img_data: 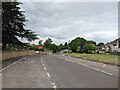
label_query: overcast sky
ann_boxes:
[20,1,118,45]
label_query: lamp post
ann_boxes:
[68,40,70,54]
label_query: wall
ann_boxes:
[2,50,36,60]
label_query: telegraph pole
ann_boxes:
[68,40,70,54]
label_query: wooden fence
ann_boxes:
[1,50,36,60]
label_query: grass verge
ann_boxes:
[65,53,119,65]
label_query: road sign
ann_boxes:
[38,46,43,49]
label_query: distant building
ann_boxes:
[109,38,120,54]
[97,45,109,54]
[97,38,120,54]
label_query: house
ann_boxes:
[109,38,120,54]
[97,45,109,54]
[97,38,120,54]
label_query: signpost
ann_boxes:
[38,46,43,49]
[68,40,70,54]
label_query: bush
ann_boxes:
[83,43,96,53]
[50,44,58,53]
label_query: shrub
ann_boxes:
[83,43,97,53]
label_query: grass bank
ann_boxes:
[65,53,119,65]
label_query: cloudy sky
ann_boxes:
[20,1,118,45]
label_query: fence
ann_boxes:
[2,50,36,60]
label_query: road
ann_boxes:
[1,54,119,88]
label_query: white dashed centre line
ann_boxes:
[47,72,51,78]
[44,67,47,70]
[52,83,57,89]
[41,57,57,89]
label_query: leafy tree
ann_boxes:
[70,37,86,52]
[50,44,58,53]
[76,46,81,53]
[83,43,97,53]
[58,44,63,51]
[32,45,38,51]
[63,42,68,49]
[64,42,68,46]
[97,42,104,46]
[44,38,52,49]
[2,2,38,49]
[38,40,43,46]
[87,40,96,45]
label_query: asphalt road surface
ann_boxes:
[1,54,118,88]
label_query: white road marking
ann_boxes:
[41,58,44,64]
[102,64,106,67]
[63,58,113,76]
[43,64,45,67]
[41,57,57,89]
[44,67,47,70]
[0,58,26,73]
[52,83,57,89]
[47,72,51,78]
[83,60,86,62]
[80,64,113,76]
[30,61,34,63]
[100,70,113,75]
[91,67,100,71]
[81,64,87,67]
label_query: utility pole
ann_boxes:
[68,40,70,54]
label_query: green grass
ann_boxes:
[65,53,119,65]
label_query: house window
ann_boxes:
[119,41,120,48]
[113,43,117,46]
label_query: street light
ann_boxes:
[68,40,70,54]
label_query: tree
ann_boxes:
[50,44,58,53]
[70,37,86,53]
[44,38,52,49]
[58,44,63,51]
[83,43,97,53]
[2,2,38,49]
[64,42,68,46]
[63,42,68,49]
[97,42,104,46]
[38,40,43,46]
[87,40,96,45]
[76,46,80,53]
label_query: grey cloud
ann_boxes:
[20,2,118,44]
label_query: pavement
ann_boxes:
[0,54,119,88]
